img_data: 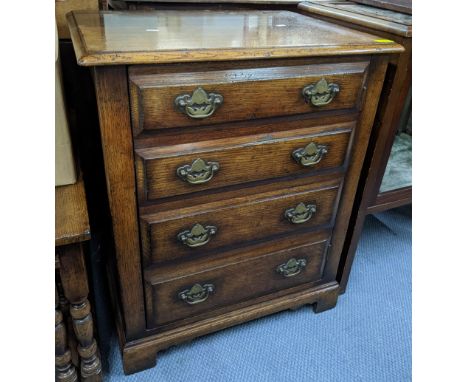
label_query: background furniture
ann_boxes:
[352,0,411,14]
[55,177,103,382]
[56,21,77,186]
[299,0,412,293]
[67,9,402,374]
[56,0,104,39]
[108,0,300,9]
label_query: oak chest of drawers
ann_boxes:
[67,9,403,374]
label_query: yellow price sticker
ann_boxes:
[374,39,395,43]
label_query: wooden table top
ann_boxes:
[55,176,91,247]
[67,10,403,66]
[353,0,411,15]
[124,0,303,2]
[298,1,412,37]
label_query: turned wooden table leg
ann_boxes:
[58,243,103,382]
[71,299,102,381]
[56,286,78,382]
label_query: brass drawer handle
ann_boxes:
[178,283,215,305]
[174,87,224,119]
[292,142,328,167]
[276,258,307,278]
[176,158,220,185]
[302,78,340,107]
[177,223,217,248]
[284,202,316,224]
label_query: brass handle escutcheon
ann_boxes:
[292,142,328,167]
[276,258,307,278]
[284,202,316,224]
[174,87,223,119]
[178,283,215,305]
[177,223,217,248]
[302,78,340,107]
[176,158,220,185]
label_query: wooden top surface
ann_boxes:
[353,0,411,15]
[124,0,302,2]
[67,10,403,66]
[55,176,91,247]
[299,1,411,37]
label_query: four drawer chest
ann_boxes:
[67,10,403,374]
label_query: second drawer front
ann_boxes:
[145,236,329,326]
[135,122,353,201]
[140,179,340,264]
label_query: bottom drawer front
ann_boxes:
[147,238,329,326]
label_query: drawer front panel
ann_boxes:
[129,61,369,133]
[146,236,329,326]
[135,122,353,201]
[140,179,341,264]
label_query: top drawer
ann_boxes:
[129,61,369,134]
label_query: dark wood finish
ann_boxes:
[68,9,400,375]
[56,176,102,381]
[70,301,101,382]
[298,1,411,36]
[55,0,99,39]
[67,10,403,66]
[322,2,411,25]
[134,106,360,150]
[367,186,411,214]
[92,66,146,338]
[136,121,353,201]
[123,281,340,374]
[57,244,103,382]
[55,177,91,246]
[352,0,411,15]
[146,231,330,326]
[320,54,388,287]
[141,178,340,265]
[124,0,303,3]
[129,61,369,132]
[56,287,78,382]
[299,1,411,293]
[119,1,299,12]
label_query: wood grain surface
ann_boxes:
[353,0,411,14]
[123,281,339,374]
[67,10,403,66]
[125,0,303,3]
[55,176,91,246]
[135,121,354,201]
[323,2,411,25]
[140,178,341,265]
[146,235,329,326]
[322,55,388,285]
[68,7,402,374]
[298,2,411,37]
[55,0,99,39]
[93,66,146,339]
[298,4,412,293]
[129,61,368,131]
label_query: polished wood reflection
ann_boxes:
[68,10,403,65]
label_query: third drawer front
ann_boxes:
[135,121,354,201]
[144,232,330,327]
[140,178,341,265]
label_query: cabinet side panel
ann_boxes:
[324,55,389,281]
[93,66,146,339]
